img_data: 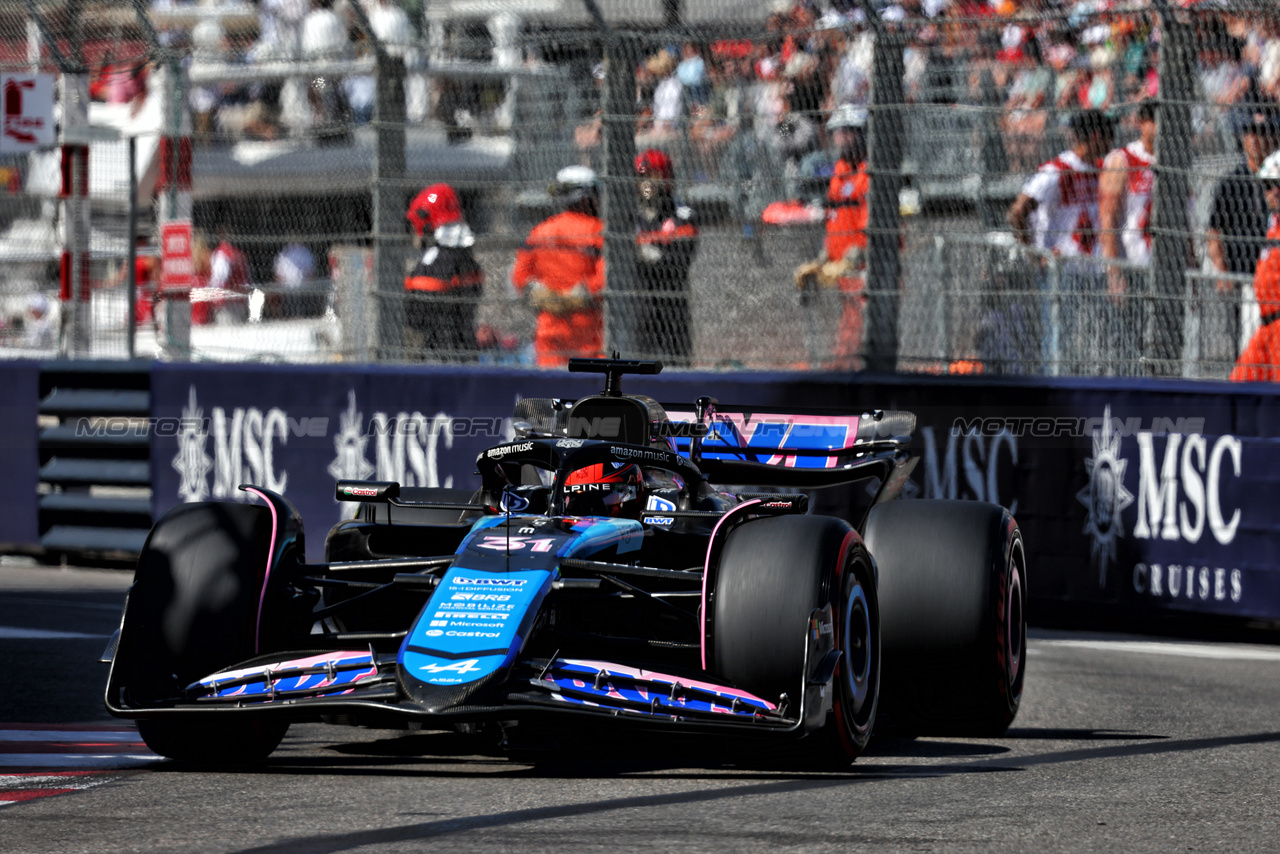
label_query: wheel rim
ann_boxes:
[1006,545,1024,688]
[843,581,872,717]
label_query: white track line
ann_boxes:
[0,728,156,770]
[0,754,155,769]
[1034,639,1280,662]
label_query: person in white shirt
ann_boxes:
[1009,110,1114,256]
[1100,100,1156,276]
[1008,109,1115,374]
[1098,100,1157,376]
[300,0,348,60]
[274,242,316,289]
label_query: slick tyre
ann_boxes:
[136,716,289,765]
[713,514,880,761]
[112,502,292,763]
[864,500,1026,737]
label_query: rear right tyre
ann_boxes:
[863,499,1026,737]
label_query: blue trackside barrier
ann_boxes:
[0,360,41,553]
[12,359,1280,633]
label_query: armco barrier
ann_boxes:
[25,360,1280,632]
[0,360,40,553]
[36,361,153,560]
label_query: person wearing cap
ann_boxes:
[1207,101,1280,362]
[1007,109,1115,373]
[404,183,484,361]
[793,104,870,370]
[511,166,605,367]
[22,292,54,349]
[1231,150,1280,381]
[633,149,699,365]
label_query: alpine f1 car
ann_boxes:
[103,358,1026,765]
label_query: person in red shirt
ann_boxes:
[1232,150,1280,381]
[794,104,869,369]
[511,166,605,367]
[194,229,251,325]
[404,183,484,360]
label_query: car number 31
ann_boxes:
[473,536,557,552]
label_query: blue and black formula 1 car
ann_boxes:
[103,358,1026,765]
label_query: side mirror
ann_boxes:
[335,481,400,502]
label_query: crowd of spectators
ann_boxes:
[111,1,1280,183]
[67,0,1280,373]
[596,1,1280,186]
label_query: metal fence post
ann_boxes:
[1047,255,1061,376]
[372,46,407,361]
[864,16,905,373]
[1149,1,1194,377]
[127,135,137,360]
[60,71,91,358]
[601,34,638,359]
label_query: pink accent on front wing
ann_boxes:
[700,499,761,670]
[561,658,776,710]
[198,651,373,685]
[244,487,278,655]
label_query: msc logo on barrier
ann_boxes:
[172,386,463,505]
[1078,406,1243,601]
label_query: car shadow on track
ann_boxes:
[140,724,1280,784]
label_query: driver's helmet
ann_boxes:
[562,463,644,518]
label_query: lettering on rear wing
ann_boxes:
[665,410,914,469]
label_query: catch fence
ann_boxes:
[0,1,1276,378]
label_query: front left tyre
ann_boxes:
[108,502,293,763]
[711,514,880,762]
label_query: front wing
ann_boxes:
[125,607,839,738]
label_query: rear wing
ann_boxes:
[663,405,917,493]
[510,385,917,494]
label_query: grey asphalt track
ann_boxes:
[2,560,1279,853]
